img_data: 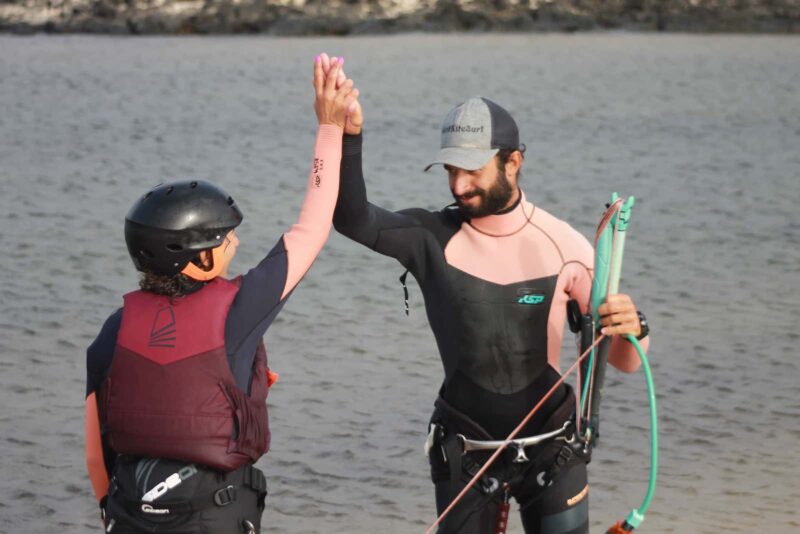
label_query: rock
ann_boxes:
[0,0,798,34]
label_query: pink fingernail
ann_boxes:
[315,55,321,63]
[340,57,345,65]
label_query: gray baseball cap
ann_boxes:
[425,97,520,172]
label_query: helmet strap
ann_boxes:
[181,246,225,282]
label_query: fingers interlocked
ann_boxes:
[313,55,359,129]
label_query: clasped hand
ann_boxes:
[316,52,363,135]
[313,55,359,129]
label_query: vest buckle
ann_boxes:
[213,485,237,507]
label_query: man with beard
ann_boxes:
[333,95,650,534]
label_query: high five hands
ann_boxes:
[316,52,363,135]
[313,54,360,129]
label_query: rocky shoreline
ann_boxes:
[1,0,798,35]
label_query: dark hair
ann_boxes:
[139,272,201,298]
[139,255,209,297]
[496,144,526,181]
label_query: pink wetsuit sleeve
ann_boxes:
[280,124,343,299]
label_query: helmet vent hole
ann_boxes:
[166,186,174,195]
[141,249,155,259]
[166,244,183,252]
[227,196,234,206]
[190,181,198,188]
[143,192,152,200]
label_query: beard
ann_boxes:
[453,171,515,219]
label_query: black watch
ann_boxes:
[636,311,649,340]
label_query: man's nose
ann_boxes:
[450,171,472,196]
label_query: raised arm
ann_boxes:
[224,58,358,388]
[330,100,436,274]
[308,53,433,267]
[280,57,358,299]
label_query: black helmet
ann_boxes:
[125,180,243,276]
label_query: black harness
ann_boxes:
[428,385,591,514]
[104,459,267,533]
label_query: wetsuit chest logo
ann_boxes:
[517,289,545,305]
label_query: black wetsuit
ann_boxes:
[333,133,644,534]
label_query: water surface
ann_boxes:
[1,33,798,533]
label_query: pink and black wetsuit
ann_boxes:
[334,133,645,439]
[334,132,649,533]
[86,125,343,492]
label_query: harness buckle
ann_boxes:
[555,443,574,467]
[424,424,436,457]
[480,476,500,495]
[425,423,448,464]
[214,485,237,507]
[511,443,530,463]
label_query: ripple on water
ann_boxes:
[1,33,799,533]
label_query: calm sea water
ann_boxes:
[1,33,798,533]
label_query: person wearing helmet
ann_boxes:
[325,60,651,534]
[84,57,358,534]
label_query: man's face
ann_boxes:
[446,157,515,218]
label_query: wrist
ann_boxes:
[343,131,363,155]
[318,123,344,133]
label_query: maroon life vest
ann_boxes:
[100,278,270,472]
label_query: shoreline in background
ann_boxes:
[1,0,798,36]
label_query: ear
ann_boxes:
[505,150,523,183]
[198,250,213,268]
